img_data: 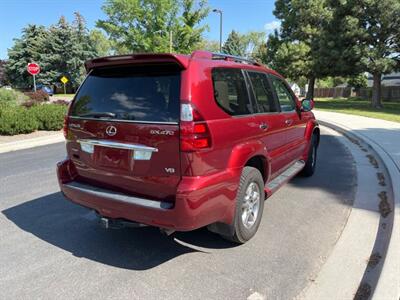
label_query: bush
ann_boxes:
[21,100,36,108]
[25,90,49,103]
[53,99,70,106]
[0,104,38,135]
[0,88,27,105]
[29,104,67,130]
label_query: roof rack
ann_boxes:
[211,52,262,66]
[190,50,262,67]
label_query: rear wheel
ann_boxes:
[223,167,265,244]
[301,134,318,177]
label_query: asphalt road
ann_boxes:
[0,128,356,300]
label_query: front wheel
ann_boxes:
[223,166,265,244]
[301,134,318,177]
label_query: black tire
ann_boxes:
[222,166,265,244]
[301,134,318,177]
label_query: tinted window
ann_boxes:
[71,66,180,122]
[212,68,252,115]
[248,72,278,113]
[270,76,297,112]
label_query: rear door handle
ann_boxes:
[259,123,268,130]
[285,119,293,126]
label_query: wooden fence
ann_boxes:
[314,86,400,101]
[314,87,352,98]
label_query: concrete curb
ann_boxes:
[317,119,399,300]
[0,133,64,154]
[301,126,384,300]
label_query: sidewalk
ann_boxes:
[0,131,64,154]
[314,110,400,300]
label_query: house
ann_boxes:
[367,72,400,87]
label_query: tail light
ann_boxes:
[180,103,211,151]
[63,102,73,138]
[63,116,69,138]
[57,159,77,183]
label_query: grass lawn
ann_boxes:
[315,97,400,123]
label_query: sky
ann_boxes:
[0,0,279,59]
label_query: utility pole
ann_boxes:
[213,9,223,52]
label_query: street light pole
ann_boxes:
[213,9,223,52]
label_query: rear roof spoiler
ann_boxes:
[84,53,190,72]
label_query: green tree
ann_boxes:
[355,0,400,108]
[6,14,98,90]
[40,14,97,89]
[347,73,367,90]
[40,16,77,88]
[317,1,364,78]
[173,0,209,53]
[70,12,98,84]
[316,77,346,88]
[266,0,333,99]
[97,0,178,53]
[5,25,48,88]
[242,31,266,58]
[222,30,265,58]
[97,0,209,54]
[222,30,246,56]
[261,31,313,83]
[89,29,113,57]
[197,39,220,52]
[0,60,8,86]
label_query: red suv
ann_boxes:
[57,51,319,243]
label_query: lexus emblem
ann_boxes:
[105,125,117,136]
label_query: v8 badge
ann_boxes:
[165,167,175,174]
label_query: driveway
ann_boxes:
[0,128,355,300]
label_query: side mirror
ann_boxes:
[301,99,314,112]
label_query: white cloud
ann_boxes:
[264,20,281,32]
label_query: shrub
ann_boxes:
[0,104,38,135]
[29,104,67,131]
[53,99,70,106]
[21,100,36,108]
[0,88,29,106]
[25,90,49,103]
[0,88,16,103]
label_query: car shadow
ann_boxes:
[2,192,237,271]
[288,132,356,206]
[1,130,367,271]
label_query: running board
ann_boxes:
[265,160,305,195]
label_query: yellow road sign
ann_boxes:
[60,76,69,84]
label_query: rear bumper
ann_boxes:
[57,159,240,231]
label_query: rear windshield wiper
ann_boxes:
[80,112,116,119]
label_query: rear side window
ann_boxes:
[247,72,278,113]
[71,65,181,122]
[212,68,252,115]
[270,76,297,112]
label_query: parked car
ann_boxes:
[57,51,319,243]
[34,84,54,96]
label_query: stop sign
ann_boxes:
[27,63,40,75]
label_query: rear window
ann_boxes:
[71,65,181,122]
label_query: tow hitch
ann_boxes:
[160,228,175,236]
[99,216,147,229]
